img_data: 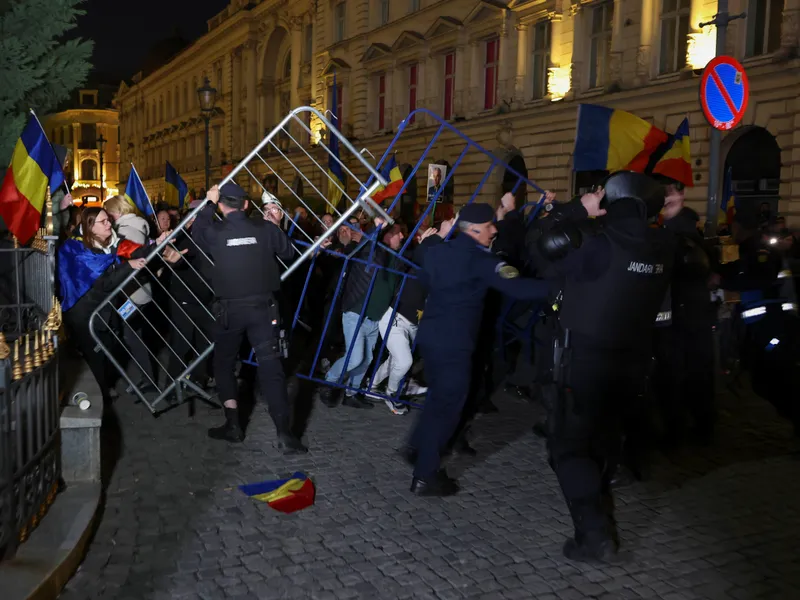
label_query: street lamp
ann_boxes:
[97,133,107,201]
[197,77,218,191]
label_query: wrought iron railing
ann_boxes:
[0,235,56,338]
[0,321,61,561]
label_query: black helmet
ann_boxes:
[602,171,665,219]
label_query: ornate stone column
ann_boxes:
[781,0,800,51]
[498,11,515,105]
[231,47,242,159]
[245,40,258,148]
[515,23,528,106]
[636,0,655,84]
[608,0,624,85]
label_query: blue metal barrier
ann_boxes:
[246,109,553,408]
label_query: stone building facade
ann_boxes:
[43,86,120,204]
[116,0,800,221]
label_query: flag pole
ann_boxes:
[131,162,161,232]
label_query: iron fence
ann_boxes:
[0,331,61,561]
[0,237,57,339]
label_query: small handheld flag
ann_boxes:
[652,118,693,187]
[371,155,404,205]
[239,472,315,513]
[165,161,189,209]
[125,164,154,216]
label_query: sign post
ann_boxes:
[699,0,746,239]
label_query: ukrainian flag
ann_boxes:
[573,104,669,174]
[164,161,189,209]
[652,118,693,187]
[0,115,65,243]
[124,163,154,216]
[371,155,404,205]
[326,73,346,215]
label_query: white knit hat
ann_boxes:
[261,190,281,206]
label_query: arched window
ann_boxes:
[283,52,292,79]
[81,159,98,181]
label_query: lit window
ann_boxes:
[745,0,783,57]
[334,2,346,42]
[380,0,389,25]
[484,38,499,110]
[444,52,456,120]
[659,0,690,74]
[304,25,313,62]
[409,64,418,124]
[589,2,614,88]
[531,21,550,99]
[329,85,344,125]
[377,74,386,130]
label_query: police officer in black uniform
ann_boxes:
[405,203,552,496]
[192,183,306,453]
[537,171,683,562]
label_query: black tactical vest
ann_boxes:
[559,227,674,348]
[655,286,672,327]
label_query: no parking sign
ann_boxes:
[700,56,749,131]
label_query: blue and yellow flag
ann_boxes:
[124,163,154,216]
[0,114,65,243]
[326,73,345,215]
[165,161,189,209]
[239,472,315,513]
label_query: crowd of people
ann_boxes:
[48,170,800,564]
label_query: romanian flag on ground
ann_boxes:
[239,472,315,514]
[652,118,693,187]
[573,104,669,174]
[125,164,154,217]
[371,155,404,205]
[57,237,142,311]
[326,73,346,215]
[0,114,65,243]
[165,161,189,209]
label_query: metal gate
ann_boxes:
[255,108,549,408]
[88,107,393,413]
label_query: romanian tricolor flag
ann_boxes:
[326,73,346,215]
[652,118,693,187]
[0,114,65,243]
[239,472,315,514]
[371,155,404,205]
[125,163,154,217]
[573,104,669,174]
[165,161,189,209]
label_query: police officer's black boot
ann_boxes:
[562,500,618,563]
[410,469,459,497]
[276,432,308,455]
[208,407,245,443]
[314,385,338,408]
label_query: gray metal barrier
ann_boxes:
[0,236,56,339]
[88,107,392,413]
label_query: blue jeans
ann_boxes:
[326,311,380,393]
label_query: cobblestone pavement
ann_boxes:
[60,372,800,600]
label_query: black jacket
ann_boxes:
[165,229,214,305]
[393,236,441,325]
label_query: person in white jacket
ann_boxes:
[103,195,158,393]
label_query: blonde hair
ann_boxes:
[104,195,136,217]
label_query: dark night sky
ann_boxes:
[74,0,231,83]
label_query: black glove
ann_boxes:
[538,224,583,261]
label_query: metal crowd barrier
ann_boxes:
[0,331,61,561]
[88,107,392,413]
[244,108,548,408]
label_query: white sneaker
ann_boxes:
[365,387,383,400]
[384,399,409,415]
[405,381,428,396]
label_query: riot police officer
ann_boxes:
[404,203,552,496]
[537,171,684,562]
[192,182,306,453]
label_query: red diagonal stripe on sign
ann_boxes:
[709,67,740,117]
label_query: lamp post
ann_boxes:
[97,133,107,202]
[197,77,218,191]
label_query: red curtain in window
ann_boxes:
[484,39,498,110]
[444,52,455,120]
[409,64,418,124]
[378,75,385,130]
